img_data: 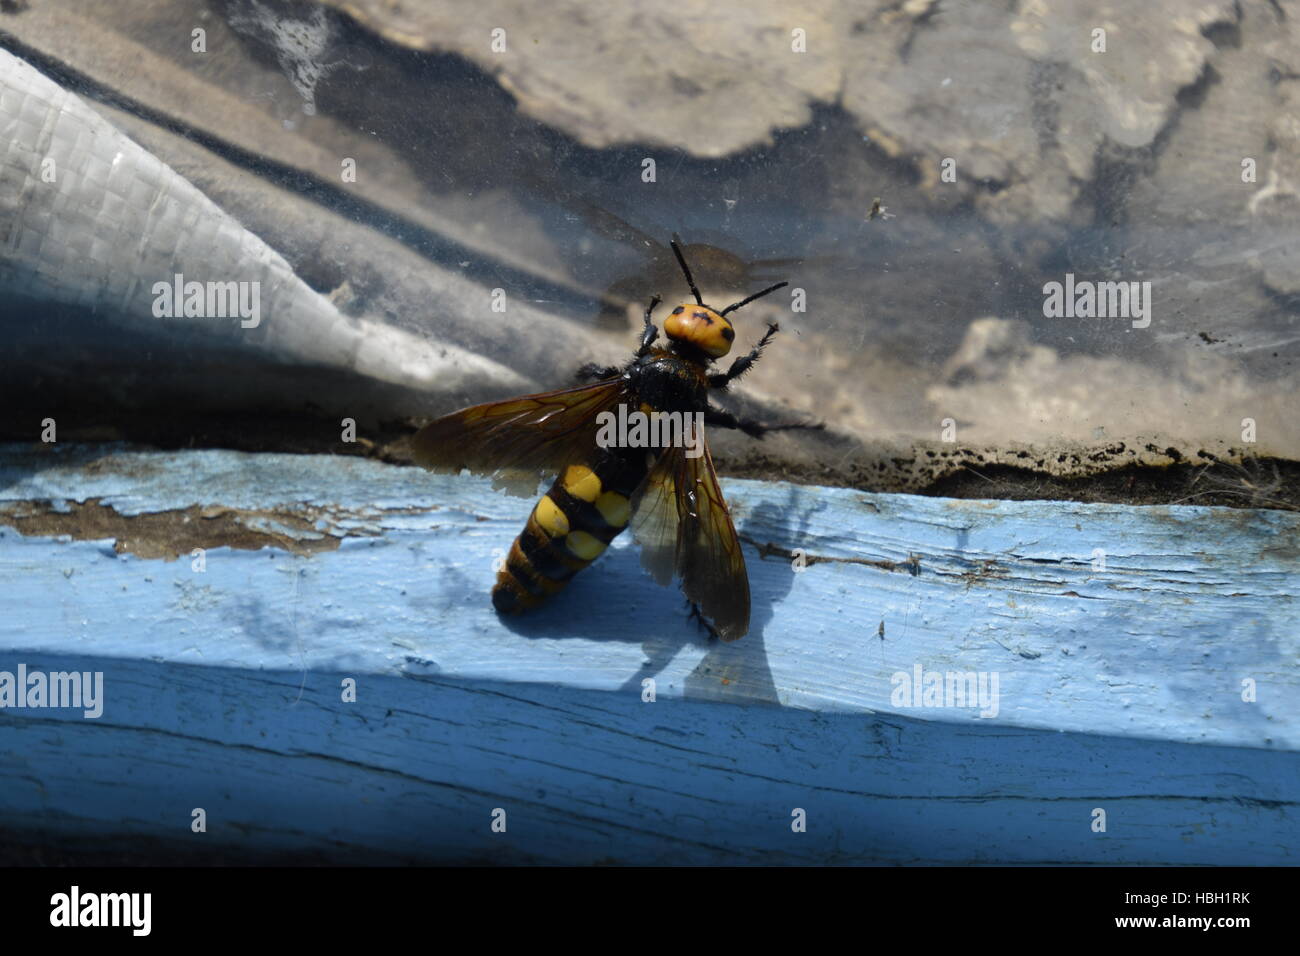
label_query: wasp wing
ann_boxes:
[411,379,628,496]
[630,434,750,641]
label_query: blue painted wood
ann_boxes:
[0,443,1296,863]
[4,655,1296,865]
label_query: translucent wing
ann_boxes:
[411,379,628,496]
[631,435,750,641]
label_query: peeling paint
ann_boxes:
[0,498,346,560]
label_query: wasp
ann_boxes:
[412,239,813,640]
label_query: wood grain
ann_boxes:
[1,444,1296,863]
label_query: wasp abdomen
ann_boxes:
[493,449,648,614]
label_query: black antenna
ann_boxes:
[669,234,704,306]
[721,281,788,316]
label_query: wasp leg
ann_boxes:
[576,362,621,382]
[709,323,780,388]
[637,294,662,354]
[686,600,720,641]
[705,404,823,439]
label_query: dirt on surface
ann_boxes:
[3,399,1296,512]
[0,497,346,559]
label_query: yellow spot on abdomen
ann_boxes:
[595,491,630,528]
[565,530,607,561]
[534,495,570,537]
[562,465,602,502]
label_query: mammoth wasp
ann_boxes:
[412,238,813,640]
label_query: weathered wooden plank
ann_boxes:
[0,444,1296,863]
[3,656,1296,865]
[2,444,1295,746]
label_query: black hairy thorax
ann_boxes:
[624,347,712,415]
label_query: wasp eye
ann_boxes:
[672,306,684,314]
[722,327,735,341]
